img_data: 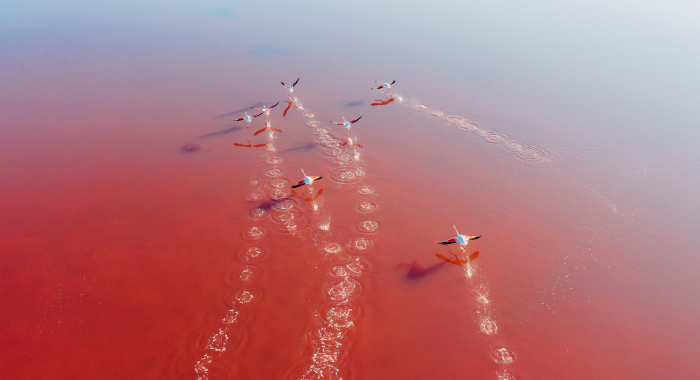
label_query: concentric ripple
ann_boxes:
[492,348,515,364]
[324,243,342,254]
[358,186,374,194]
[314,127,329,134]
[446,116,467,124]
[227,287,262,306]
[429,110,444,117]
[247,192,264,201]
[345,258,369,276]
[270,188,292,200]
[308,120,321,127]
[357,220,380,233]
[267,157,283,165]
[266,168,283,177]
[250,208,268,219]
[357,200,376,213]
[415,104,428,109]
[348,236,374,253]
[269,178,289,189]
[271,199,297,212]
[305,113,315,118]
[240,246,267,262]
[231,265,262,285]
[244,226,267,240]
[479,317,498,335]
[250,177,260,185]
[326,278,362,302]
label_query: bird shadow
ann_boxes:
[180,143,201,152]
[343,99,364,107]
[199,125,242,138]
[435,251,480,267]
[279,142,319,153]
[397,260,448,280]
[214,102,268,119]
[371,97,395,106]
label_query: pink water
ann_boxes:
[1,1,699,379]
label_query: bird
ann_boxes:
[331,116,362,131]
[281,78,300,95]
[233,140,267,148]
[291,169,322,188]
[437,224,481,250]
[372,80,396,95]
[251,102,280,121]
[232,111,264,128]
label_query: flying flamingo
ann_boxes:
[437,224,481,250]
[331,116,362,135]
[254,121,282,136]
[281,78,300,95]
[232,111,264,128]
[372,80,395,96]
[291,169,323,188]
[251,102,280,122]
[233,140,267,148]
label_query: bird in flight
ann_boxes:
[232,111,264,128]
[233,140,267,148]
[254,121,282,136]
[437,224,481,250]
[251,102,280,121]
[291,169,323,188]
[372,80,396,95]
[331,116,362,131]
[282,78,300,95]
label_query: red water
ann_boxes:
[2,2,700,379]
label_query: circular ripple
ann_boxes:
[265,144,276,152]
[357,220,380,233]
[354,168,366,177]
[304,113,315,118]
[331,266,349,277]
[357,201,376,213]
[358,186,374,194]
[322,140,341,148]
[323,302,359,330]
[271,198,297,212]
[324,147,342,156]
[250,177,260,185]
[250,208,268,219]
[458,122,478,131]
[266,168,283,177]
[484,132,507,144]
[324,243,342,254]
[480,318,498,335]
[267,157,282,165]
[314,127,329,134]
[270,188,292,200]
[474,128,489,137]
[496,369,517,380]
[240,246,267,262]
[446,116,467,124]
[326,278,362,302]
[315,133,332,142]
[244,226,267,240]
[430,110,444,117]
[269,178,289,189]
[307,120,321,127]
[271,209,302,224]
[415,104,428,109]
[231,265,262,285]
[348,236,374,253]
[247,192,264,201]
[492,348,515,364]
[345,258,369,276]
[226,286,262,306]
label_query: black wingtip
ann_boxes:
[291,184,302,188]
[317,176,323,180]
[471,236,481,240]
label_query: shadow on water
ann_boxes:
[180,143,200,152]
[214,102,268,119]
[371,97,395,106]
[343,99,364,107]
[279,142,319,153]
[199,125,242,138]
[398,260,449,280]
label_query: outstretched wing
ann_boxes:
[281,81,287,87]
[251,107,264,111]
[331,121,345,125]
[390,80,396,85]
[350,116,362,124]
[437,238,458,245]
[291,180,306,188]
[253,128,266,136]
[468,236,481,241]
[252,112,264,118]
[376,84,385,89]
[311,176,323,181]
[269,101,280,109]
[292,77,300,87]
[232,116,245,121]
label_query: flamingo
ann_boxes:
[372,80,395,95]
[233,140,267,148]
[254,121,282,136]
[331,116,362,133]
[251,102,280,121]
[437,224,481,250]
[291,169,322,188]
[232,111,264,128]
[281,78,300,95]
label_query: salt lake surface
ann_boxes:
[1,1,699,379]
